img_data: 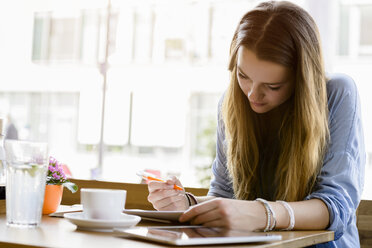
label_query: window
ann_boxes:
[360,5,372,55]
[338,3,372,57]
[1,0,372,197]
[32,10,118,64]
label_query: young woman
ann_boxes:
[147,1,365,247]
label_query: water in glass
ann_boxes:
[6,162,47,227]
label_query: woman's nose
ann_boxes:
[248,83,263,102]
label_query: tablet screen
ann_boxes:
[116,226,282,246]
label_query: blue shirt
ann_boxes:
[207,73,366,247]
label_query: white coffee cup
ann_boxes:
[81,188,126,220]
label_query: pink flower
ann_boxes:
[60,172,66,180]
[52,173,60,180]
[46,156,78,193]
[47,156,70,184]
[49,156,57,165]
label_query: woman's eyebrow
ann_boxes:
[237,66,286,85]
[265,82,285,85]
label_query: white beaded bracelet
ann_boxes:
[277,200,295,230]
[256,198,276,232]
[270,202,277,230]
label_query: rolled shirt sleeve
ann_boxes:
[305,74,365,245]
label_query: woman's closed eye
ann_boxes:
[237,69,284,91]
[238,72,248,79]
[267,85,281,91]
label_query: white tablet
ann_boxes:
[114,226,282,246]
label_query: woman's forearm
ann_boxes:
[192,197,329,230]
[269,198,329,230]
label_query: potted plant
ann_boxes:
[42,156,78,214]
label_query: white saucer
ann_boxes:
[64,212,141,232]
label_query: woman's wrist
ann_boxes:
[269,201,292,230]
[255,198,277,231]
[254,200,295,231]
[252,200,269,231]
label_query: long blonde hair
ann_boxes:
[223,1,329,201]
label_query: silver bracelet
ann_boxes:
[185,192,197,206]
[256,198,276,232]
[277,200,295,230]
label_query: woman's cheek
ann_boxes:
[238,82,249,96]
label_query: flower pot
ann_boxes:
[43,184,63,214]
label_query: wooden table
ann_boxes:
[0,214,333,248]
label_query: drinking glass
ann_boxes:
[5,140,48,227]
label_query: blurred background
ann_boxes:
[0,0,371,198]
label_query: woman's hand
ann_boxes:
[147,176,189,211]
[179,198,267,231]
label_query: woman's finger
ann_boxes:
[189,208,221,225]
[165,177,184,191]
[148,181,174,193]
[147,189,179,203]
[153,193,186,209]
[179,199,219,222]
[166,176,183,187]
[165,176,176,185]
[157,194,188,211]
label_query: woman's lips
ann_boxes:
[250,101,266,107]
